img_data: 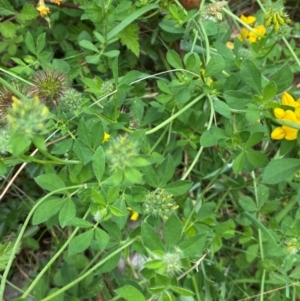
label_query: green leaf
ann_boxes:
[0,0,16,16]
[239,195,257,212]
[118,23,140,57]
[200,126,227,147]
[107,4,158,40]
[17,3,38,21]
[204,55,225,77]
[79,40,99,52]
[36,33,46,54]
[245,132,264,148]
[115,285,145,301]
[108,205,126,216]
[124,167,143,184]
[180,234,207,258]
[240,59,262,94]
[224,90,254,110]
[0,22,16,38]
[0,242,19,271]
[92,146,105,183]
[103,50,120,58]
[25,31,36,55]
[141,222,165,252]
[232,152,245,174]
[94,228,109,251]
[164,180,192,196]
[262,158,300,184]
[158,156,175,186]
[166,50,183,69]
[59,199,76,228]
[143,165,159,187]
[170,286,194,296]
[184,52,200,74]
[32,198,66,225]
[34,174,66,191]
[67,218,93,228]
[246,244,258,263]
[263,81,277,101]
[213,98,232,119]
[163,214,182,249]
[68,229,94,256]
[270,64,293,93]
[245,150,268,168]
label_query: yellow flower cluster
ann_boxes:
[238,15,266,44]
[271,92,300,140]
[36,0,62,22]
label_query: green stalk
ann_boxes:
[146,93,205,135]
[21,209,90,298]
[0,67,34,86]
[0,185,84,301]
[0,77,30,101]
[181,94,214,180]
[251,171,265,301]
[40,237,137,301]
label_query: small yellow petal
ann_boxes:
[102,132,110,143]
[240,15,256,25]
[274,108,285,119]
[271,127,285,140]
[282,92,299,108]
[284,110,298,123]
[130,211,139,221]
[282,125,298,140]
[226,41,234,49]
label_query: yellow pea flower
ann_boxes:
[240,15,256,25]
[281,91,300,108]
[282,125,298,140]
[102,132,110,143]
[271,127,285,140]
[37,2,50,16]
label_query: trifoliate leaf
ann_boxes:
[118,23,140,57]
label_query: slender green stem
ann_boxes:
[148,126,168,154]
[0,185,84,301]
[282,37,300,68]
[0,77,30,101]
[40,238,137,301]
[146,93,205,135]
[22,209,90,298]
[166,108,175,146]
[251,171,265,301]
[192,276,202,301]
[0,67,34,86]
[181,94,214,180]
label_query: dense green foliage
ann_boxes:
[1,0,300,300]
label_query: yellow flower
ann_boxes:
[271,127,285,140]
[238,28,249,41]
[130,211,139,221]
[281,91,300,108]
[240,15,256,25]
[271,126,298,140]
[248,25,266,43]
[51,0,62,4]
[226,41,234,49]
[37,1,50,16]
[102,132,110,143]
[283,125,298,140]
